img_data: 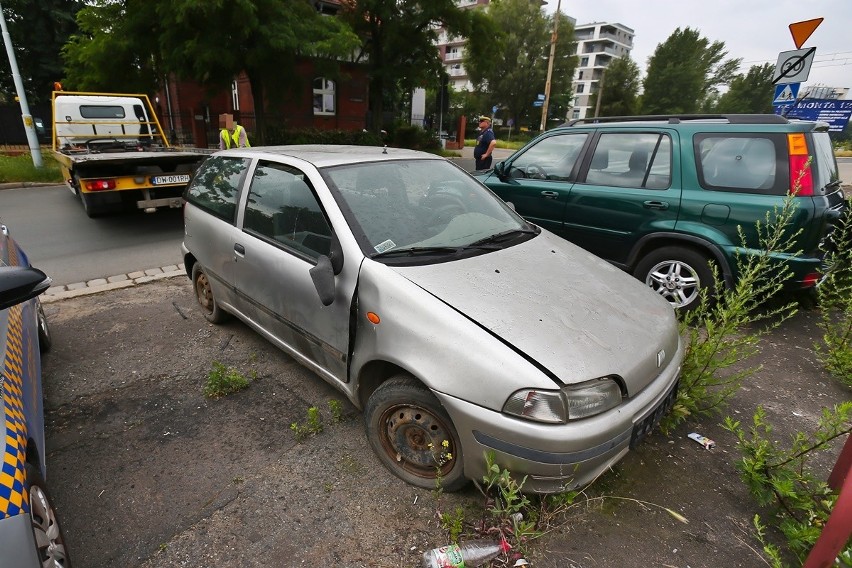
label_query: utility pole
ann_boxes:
[593,69,605,118]
[539,0,561,132]
[0,0,43,167]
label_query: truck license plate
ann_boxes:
[151,174,191,185]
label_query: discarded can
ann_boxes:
[688,432,715,449]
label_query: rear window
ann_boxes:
[79,105,126,119]
[810,132,840,191]
[695,133,789,195]
[184,156,249,223]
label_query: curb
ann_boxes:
[41,264,187,304]
[0,182,60,190]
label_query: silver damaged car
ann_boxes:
[181,145,682,493]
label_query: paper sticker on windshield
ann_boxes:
[374,240,396,253]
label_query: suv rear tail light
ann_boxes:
[787,133,814,196]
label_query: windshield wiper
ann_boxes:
[372,246,461,259]
[467,227,539,248]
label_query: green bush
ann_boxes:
[264,126,382,147]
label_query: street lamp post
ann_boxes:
[539,0,561,132]
[0,0,43,167]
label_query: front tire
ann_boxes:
[36,299,52,353]
[26,464,72,567]
[364,376,466,491]
[192,264,229,324]
[634,246,714,311]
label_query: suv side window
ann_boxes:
[695,134,787,194]
[584,132,671,189]
[508,133,588,180]
[185,156,249,222]
[244,161,332,259]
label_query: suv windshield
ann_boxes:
[322,159,533,259]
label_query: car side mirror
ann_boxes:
[309,256,335,306]
[0,266,52,310]
[493,161,506,178]
[328,232,344,276]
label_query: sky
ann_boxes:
[544,0,852,97]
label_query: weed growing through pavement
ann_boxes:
[815,199,852,386]
[290,406,323,441]
[663,184,804,431]
[203,361,250,398]
[328,399,345,423]
[724,402,852,566]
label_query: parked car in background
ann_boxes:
[476,115,847,310]
[0,222,69,567]
[182,145,682,494]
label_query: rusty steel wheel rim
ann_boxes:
[378,403,456,481]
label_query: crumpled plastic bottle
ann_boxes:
[421,537,512,567]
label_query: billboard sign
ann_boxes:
[775,99,852,132]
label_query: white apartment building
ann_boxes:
[571,22,634,120]
[436,0,489,92]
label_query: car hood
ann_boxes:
[392,231,680,394]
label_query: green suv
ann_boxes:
[476,114,847,310]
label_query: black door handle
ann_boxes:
[234,243,245,255]
[643,200,669,210]
[540,191,559,199]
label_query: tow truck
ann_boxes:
[51,91,211,217]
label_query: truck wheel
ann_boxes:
[634,246,714,312]
[79,192,102,218]
[364,375,467,491]
[26,464,72,567]
[192,264,229,324]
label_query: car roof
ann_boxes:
[216,144,440,168]
[555,114,823,132]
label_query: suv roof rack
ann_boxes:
[563,114,790,127]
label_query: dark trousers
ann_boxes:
[475,155,493,170]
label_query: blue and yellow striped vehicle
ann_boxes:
[0,222,68,567]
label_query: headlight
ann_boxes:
[503,378,623,424]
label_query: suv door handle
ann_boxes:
[540,191,559,199]
[643,200,669,210]
[234,243,245,256]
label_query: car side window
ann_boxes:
[508,133,588,181]
[244,161,332,259]
[185,156,249,223]
[583,132,671,190]
[695,134,786,194]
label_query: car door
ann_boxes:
[233,160,352,382]
[562,130,681,266]
[482,132,589,234]
[183,155,251,311]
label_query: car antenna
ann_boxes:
[383,145,388,154]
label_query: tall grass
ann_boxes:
[0,153,63,184]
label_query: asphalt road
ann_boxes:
[0,184,185,286]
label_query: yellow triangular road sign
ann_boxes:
[789,18,823,49]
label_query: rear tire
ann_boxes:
[36,299,52,353]
[634,246,714,311]
[192,264,229,324]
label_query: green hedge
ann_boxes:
[263,125,440,152]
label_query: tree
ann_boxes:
[589,55,640,117]
[62,0,360,143]
[0,0,83,104]
[713,63,775,114]
[338,0,471,133]
[641,27,740,115]
[465,0,575,130]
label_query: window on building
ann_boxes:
[581,57,589,67]
[576,84,585,94]
[231,80,240,111]
[313,78,335,116]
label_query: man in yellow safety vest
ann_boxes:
[218,113,251,149]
